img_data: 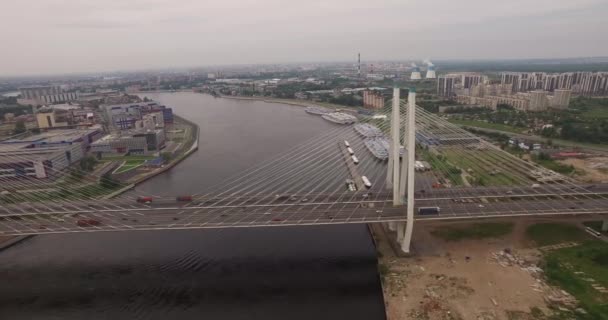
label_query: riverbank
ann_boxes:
[0,115,199,252]
[220,95,361,112]
[0,235,34,252]
[127,115,199,186]
[103,114,199,198]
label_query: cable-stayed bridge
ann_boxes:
[1,89,607,252]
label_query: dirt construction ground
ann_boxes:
[373,221,563,320]
[561,157,608,183]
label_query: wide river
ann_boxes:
[0,93,386,319]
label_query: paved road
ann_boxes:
[1,190,608,235]
[1,183,605,215]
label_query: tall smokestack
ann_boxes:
[358,53,361,77]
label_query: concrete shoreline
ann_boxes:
[102,114,200,199]
[0,235,34,252]
[221,95,336,109]
[126,115,200,187]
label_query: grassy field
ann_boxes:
[430,222,514,241]
[574,97,608,120]
[448,119,526,134]
[543,241,608,319]
[524,222,608,318]
[419,148,464,186]
[441,148,524,186]
[533,158,575,175]
[581,107,608,120]
[526,223,590,246]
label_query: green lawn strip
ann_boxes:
[581,107,608,120]
[543,241,608,319]
[430,222,514,241]
[533,158,575,175]
[448,119,526,134]
[526,223,591,247]
[102,155,155,161]
[111,159,149,174]
[114,164,142,174]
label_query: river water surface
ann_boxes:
[0,93,386,319]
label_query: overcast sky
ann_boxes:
[1,0,607,76]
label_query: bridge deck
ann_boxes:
[1,196,607,236]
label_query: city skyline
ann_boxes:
[1,0,608,76]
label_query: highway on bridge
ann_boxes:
[1,185,608,236]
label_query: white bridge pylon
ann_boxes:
[385,87,416,253]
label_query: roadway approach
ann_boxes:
[0,184,607,236]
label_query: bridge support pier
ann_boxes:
[399,88,417,254]
[388,221,397,231]
[385,87,417,254]
[397,222,405,243]
[388,87,402,205]
[602,220,608,232]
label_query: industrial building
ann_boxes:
[35,108,70,129]
[90,129,165,156]
[0,129,102,179]
[104,101,174,131]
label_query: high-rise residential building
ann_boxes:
[528,91,549,111]
[550,89,572,109]
[18,85,79,106]
[501,72,521,92]
[363,90,385,109]
[461,74,485,89]
[19,86,62,100]
[501,71,608,95]
[437,75,457,97]
[470,83,512,97]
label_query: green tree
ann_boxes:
[161,152,172,163]
[100,172,120,189]
[69,168,84,181]
[13,120,26,134]
[79,156,98,172]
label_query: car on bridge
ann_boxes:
[77,219,101,227]
[137,196,154,204]
[418,207,440,215]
